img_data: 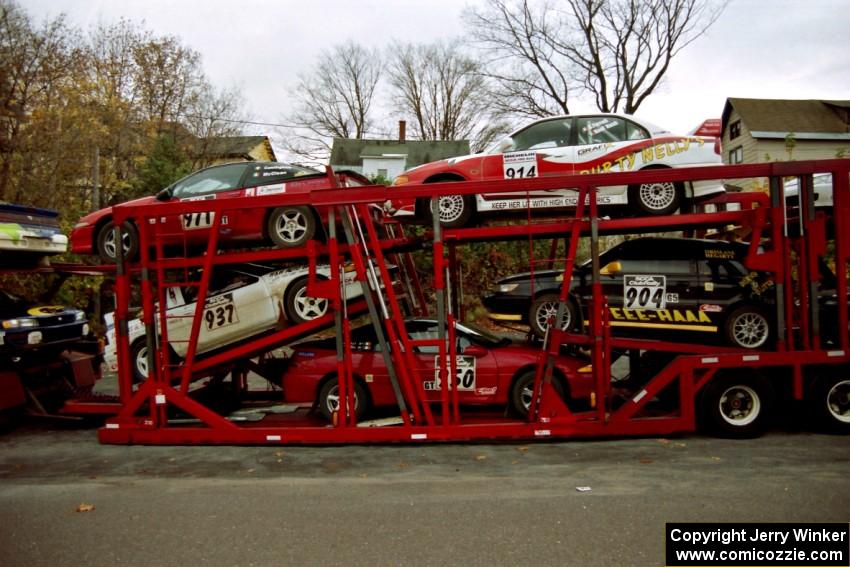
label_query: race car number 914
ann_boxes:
[624,275,666,310]
[203,293,238,330]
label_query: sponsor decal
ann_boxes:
[700,304,723,313]
[27,306,66,316]
[705,249,735,259]
[244,188,255,197]
[180,195,216,202]
[577,143,614,156]
[489,195,613,210]
[476,387,497,396]
[575,137,705,175]
[256,183,286,196]
[738,272,775,295]
[609,306,713,324]
[665,293,679,304]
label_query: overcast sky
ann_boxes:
[22,0,850,151]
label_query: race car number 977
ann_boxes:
[182,211,215,230]
[624,275,666,310]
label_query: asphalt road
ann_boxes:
[0,422,848,567]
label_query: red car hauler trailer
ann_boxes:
[98,160,849,444]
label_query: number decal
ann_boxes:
[503,151,538,180]
[202,293,238,330]
[623,275,667,310]
[182,211,215,230]
[425,355,476,392]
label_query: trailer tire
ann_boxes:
[811,375,850,433]
[510,370,567,417]
[318,376,368,422]
[529,294,580,339]
[700,372,773,438]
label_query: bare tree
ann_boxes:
[387,40,505,151]
[466,0,726,117]
[285,41,382,162]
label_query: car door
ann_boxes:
[603,255,702,337]
[479,117,576,212]
[573,116,651,176]
[165,269,277,355]
[407,321,498,402]
[167,163,254,244]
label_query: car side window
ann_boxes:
[619,259,693,275]
[245,163,319,186]
[626,120,650,141]
[577,117,627,145]
[171,163,251,198]
[511,119,573,151]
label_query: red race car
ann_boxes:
[281,318,593,421]
[389,113,722,227]
[71,162,370,263]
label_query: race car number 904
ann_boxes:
[203,293,238,330]
[624,275,666,310]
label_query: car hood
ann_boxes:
[76,196,159,224]
[496,268,581,284]
[397,154,483,182]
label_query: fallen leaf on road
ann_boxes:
[639,458,653,464]
[474,455,487,461]
[516,446,529,453]
[75,503,95,513]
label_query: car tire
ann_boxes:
[129,338,149,383]
[318,376,368,422]
[267,205,316,248]
[629,179,682,216]
[810,375,850,434]
[96,221,139,264]
[699,372,773,438]
[529,293,580,339]
[425,194,474,229]
[510,370,567,417]
[284,277,330,324]
[724,305,771,349]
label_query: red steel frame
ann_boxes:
[98,160,850,444]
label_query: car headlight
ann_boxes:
[2,318,38,329]
[392,175,409,186]
[75,311,85,321]
[497,283,519,293]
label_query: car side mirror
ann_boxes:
[155,187,173,201]
[463,344,488,358]
[497,137,515,153]
[600,261,622,276]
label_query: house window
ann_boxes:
[728,146,744,164]
[377,168,388,178]
[729,120,741,140]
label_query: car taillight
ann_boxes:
[714,137,721,155]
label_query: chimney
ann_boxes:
[398,120,406,142]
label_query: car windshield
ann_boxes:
[456,322,509,348]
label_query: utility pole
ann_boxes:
[92,146,100,212]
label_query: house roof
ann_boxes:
[329,138,471,168]
[722,98,850,140]
[203,136,276,160]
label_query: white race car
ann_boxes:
[390,113,724,227]
[104,263,366,381]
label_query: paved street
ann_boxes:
[0,422,848,567]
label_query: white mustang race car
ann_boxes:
[104,262,365,381]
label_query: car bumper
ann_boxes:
[70,224,95,254]
[483,294,532,322]
[0,230,67,255]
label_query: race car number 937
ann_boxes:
[203,293,238,330]
[624,275,666,310]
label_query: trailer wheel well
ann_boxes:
[315,372,372,408]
